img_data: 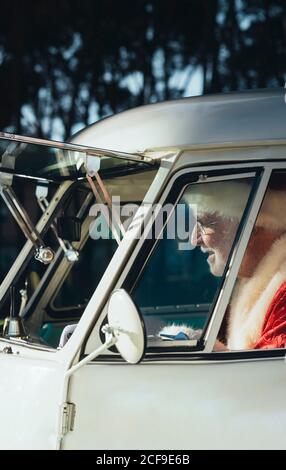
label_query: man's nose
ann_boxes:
[191,223,203,246]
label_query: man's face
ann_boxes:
[191,212,238,277]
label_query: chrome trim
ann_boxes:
[0,337,56,353]
[85,351,286,365]
[0,132,154,164]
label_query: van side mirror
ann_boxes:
[107,289,146,363]
[64,290,146,376]
[57,216,81,242]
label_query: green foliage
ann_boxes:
[0,0,285,138]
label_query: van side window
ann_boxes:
[218,172,286,351]
[131,175,254,347]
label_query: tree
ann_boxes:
[0,0,285,139]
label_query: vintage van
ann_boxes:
[0,88,286,450]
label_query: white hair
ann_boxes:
[185,181,286,231]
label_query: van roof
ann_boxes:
[71,88,286,154]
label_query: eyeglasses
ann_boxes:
[196,219,218,235]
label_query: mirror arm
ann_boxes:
[64,326,118,379]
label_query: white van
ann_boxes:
[0,89,286,450]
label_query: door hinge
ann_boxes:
[60,402,76,436]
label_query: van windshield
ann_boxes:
[0,134,157,348]
[0,133,146,182]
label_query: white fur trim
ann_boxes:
[227,234,286,350]
[185,181,251,220]
[159,324,202,340]
[186,182,286,230]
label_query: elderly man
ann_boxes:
[162,177,286,351]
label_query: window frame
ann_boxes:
[84,161,286,363]
[122,167,261,352]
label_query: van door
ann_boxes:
[62,167,286,449]
[62,355,286,449]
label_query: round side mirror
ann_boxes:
[107,289,146,364]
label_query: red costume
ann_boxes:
[254,281,286,349]
[228,236,286,351]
